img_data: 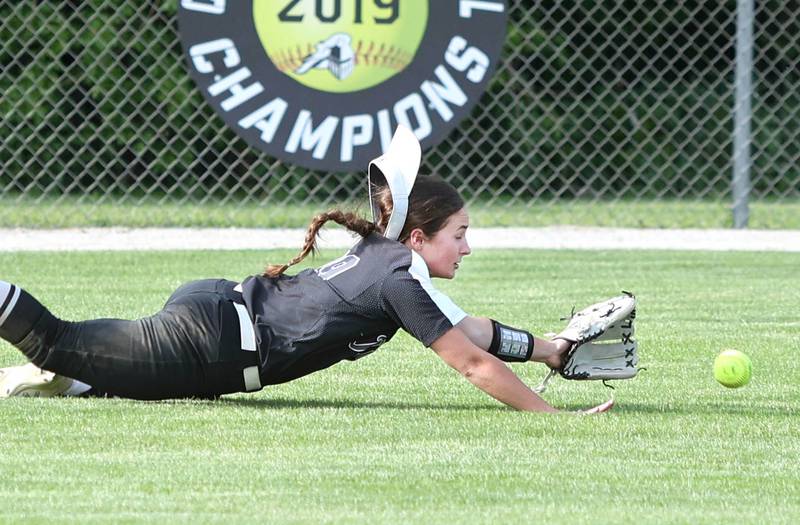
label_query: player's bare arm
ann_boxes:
[431,326,614,414]
[456,316,571,369]
[430,326,558,413]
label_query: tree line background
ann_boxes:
[1,0,797,204]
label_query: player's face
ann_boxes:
[419,208,471,279]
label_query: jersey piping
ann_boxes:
[408,251,467,326]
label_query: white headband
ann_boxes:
[368,125,421,241]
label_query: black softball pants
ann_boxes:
[7,279,260,400]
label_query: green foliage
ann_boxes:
[462,0,799,199]
[0,1,798,204]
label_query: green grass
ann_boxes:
[1,195,799,229]
[1,248,799,524]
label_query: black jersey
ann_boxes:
[240,233,467,385]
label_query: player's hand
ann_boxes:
[580,398,614,414]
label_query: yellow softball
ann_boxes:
[713,349,752,388]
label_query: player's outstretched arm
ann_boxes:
[456,316,569,369]
[431,327,614,414]
[431,327,559,413]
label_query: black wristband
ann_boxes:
[488,320,534,362]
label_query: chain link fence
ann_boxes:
[1,1,798,229]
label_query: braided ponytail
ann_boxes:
[263,210,377,278]
[263,176,463,278]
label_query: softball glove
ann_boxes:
[535,292,639,392]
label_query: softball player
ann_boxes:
[0,128,612,414]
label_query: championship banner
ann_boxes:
[178,0,507,171]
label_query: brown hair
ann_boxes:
[391,175,464,243]
[263,175,464,278]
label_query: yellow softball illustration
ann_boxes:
[253,0,429,93]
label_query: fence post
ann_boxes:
[732,0,755,229]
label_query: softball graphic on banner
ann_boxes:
[178,1,507,171]
[254,0,428,93]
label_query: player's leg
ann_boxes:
[0,280,45,347]
[0,279,254,400]
[0,281,86,396]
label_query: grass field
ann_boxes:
[1,248,798,524]
[2,196,799,229]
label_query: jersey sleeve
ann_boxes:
[380,253,468,347]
